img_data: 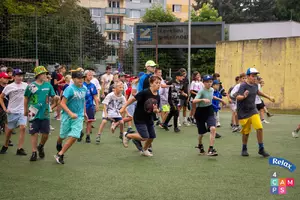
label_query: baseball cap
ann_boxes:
[175,71,183,77]
[70,67,84,73]
[119,72,125,77]
[113,70,119,75]
[246,68,259,75]
[0,72,10,79]
[202,75,213,81]
[34,66,48,77]
[72,71,84,79]
[213,80,221,85]
[145,60,157,67]
[13,69,25,76]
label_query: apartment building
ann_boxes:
[79,0,193,64]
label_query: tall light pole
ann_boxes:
[188,0,192,83]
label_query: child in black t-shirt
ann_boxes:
[120,76,161,157]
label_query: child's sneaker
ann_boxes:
[54,154,64,164]
[241,149,249,156]
[122,132,129,148]
[8,140,13,146]
[215,133,222,138]
[232,126,239,132]
[127,127,135,133]
[258,148,270,157]
[0,146,8,154]
[142,150,153,157]
[37,145,45,158]
[95,135,101,144]
[162,124,169,131]
[292,131,299,138]
[183,121,191,126]
[262,119,270,124]
[86,136,91,143]
[195,144,206,155]
[16,148,27,156]
[174,127,181,133]
[77,132,84,142]
[216,122,221,127]
[207,148,218,156]
[30,152,37,161]
[267,112,273,118]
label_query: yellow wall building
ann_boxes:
[215,37,300,110]
[166,0,196,21]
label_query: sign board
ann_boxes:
[135,22,224,48]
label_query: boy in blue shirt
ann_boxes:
[55,71,87,164]
[82,70,99,143]
[212,80,223,128]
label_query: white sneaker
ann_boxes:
[142,150,153,157]
[122,132,129,148]
[292,131,299,138]
[183,121,191,126]
[262,120,270,124]
[50,125,55,131]
[216,122,221,127]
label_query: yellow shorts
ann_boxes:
[239,114,263,135]
[162,104,170,112]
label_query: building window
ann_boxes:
[108,33,120,40]
[172,4,181,12]
[109,1,120,8]
[129,26,134,34]
[91,8,101,17]
[108,17,120,24]
[130,10,141,18]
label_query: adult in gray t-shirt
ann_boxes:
[237,83,259,119]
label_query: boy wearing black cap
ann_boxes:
[193,75,224,156]
[55,70,87,164]
[162,71,186,133]
[0,69,28,156]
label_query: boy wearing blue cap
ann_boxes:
[237,68,275,157]
[212,80,223,128]
[193,75,225,156]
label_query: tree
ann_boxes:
[141,4,177,23]
[191,3,222,22]
[275,0,300,22]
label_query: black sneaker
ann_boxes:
[127,127,135,133]
[241,149,249,156]
[162,124,169,131]
[16,148,27,156]
[156,120,161,126]
[195,144,205,155]
[54,154,64,164]
[258,148,270,157]
[37,145,45,159]
[132,139,143,151]
[148,147,153,153]
[8,140,13,146]
[86,136,91,143]
[30,152,37,161]
[267,112,273,118]
[56,143,62,152]
[174,127,181,133]
[215,133,222,138]
[207,148,218,156]
[187,117,192,123]
[77,132,84,142]
[119,133,123,140]
[0,146,8,154]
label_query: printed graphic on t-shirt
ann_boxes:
[102,93,125,118]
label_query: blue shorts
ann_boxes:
[29,119,50,134]
[86,107,95,122]
[135,123,156,139]
[60,114,84,139]
[127,102,136,117]
[7,113,27,130]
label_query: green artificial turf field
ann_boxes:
[0,112,299,200]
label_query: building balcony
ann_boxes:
[105,7,126,15]
[106,40,121,48]
[105,24,126,32]
[106,55,118,64]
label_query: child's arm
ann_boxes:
[93,94,100,112]
[257,90,275,102]
[0,93,8,112]
[24,96,29,116]
[213,96,226,105]
[60,97,77,119]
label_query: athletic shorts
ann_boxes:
[179,98,188,107]
[29,119,50,134]
[162,104,170,112]
[103,117,122,122]
[135,123,156,139]
[230,103,237,112]
[239,114,263,135]
[60,114,84,139]
[194,106,216,135]
[127,102,137,117]
[256,101,265,110]
[7,113,27,130]
[86,107,95,122]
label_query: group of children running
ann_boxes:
[0,62,298,165]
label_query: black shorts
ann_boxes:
[29,119,50,134]
[179,98,188,107]
[135,123,156,139]
[256,101,265,110]
[194,106,216,135]
[86,107,95,121]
